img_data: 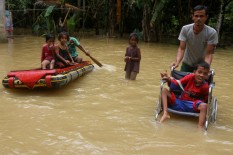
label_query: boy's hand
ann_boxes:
[160,70,168,78]
[160,70,170,82]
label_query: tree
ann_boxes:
[86,0,105,35]
[215,0,233,39]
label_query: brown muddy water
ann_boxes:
[0,36,232,154]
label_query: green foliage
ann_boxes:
[67,12,82,34]
[133,28,143,40]
[6,0,37,27]
[150,0,167,24]
[32,6,56,35]
[6,0,35,10]
[134,0,152,8]
[222,0,233,32]
[44,6,55,17]
[5,0,233,43]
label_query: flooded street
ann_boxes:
[0,36,233,154]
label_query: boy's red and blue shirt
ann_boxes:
[169,74,209,104]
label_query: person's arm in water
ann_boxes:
[205,44,216,65]
[173,41,186,69]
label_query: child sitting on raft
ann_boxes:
[67,36,90,63]
[41,34,55,69]
[55,32,75,68]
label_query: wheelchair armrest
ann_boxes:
[160,80,166,89]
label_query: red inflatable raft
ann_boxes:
[2,61,94,89]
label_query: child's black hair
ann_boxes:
[45,34,55,42]
[195,61,210,70]
[58,31,70,41]
[129,33,139,43]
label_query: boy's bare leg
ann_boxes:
[160,88,171,123]
[197,103,207,128]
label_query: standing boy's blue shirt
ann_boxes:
[67,37,80,57]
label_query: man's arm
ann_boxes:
[173,41,186,68]
[205,44,216,65]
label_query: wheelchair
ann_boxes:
[155,67,218,131]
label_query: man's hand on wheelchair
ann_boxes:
[171,62,179,70]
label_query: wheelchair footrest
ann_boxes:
[168,108,199,117]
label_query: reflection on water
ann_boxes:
[0,36,233,154]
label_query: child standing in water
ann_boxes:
[41,34,55,69]
[124,33,141,80]
[55,32,75,68]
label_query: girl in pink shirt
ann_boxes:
[41,34,55,69]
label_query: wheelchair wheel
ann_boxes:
[155,97,162,120]
[205,119,209,131]
[210,96,218,123]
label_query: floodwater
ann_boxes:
[0,36,232,154]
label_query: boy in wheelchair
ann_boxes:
[159,61,210,128]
